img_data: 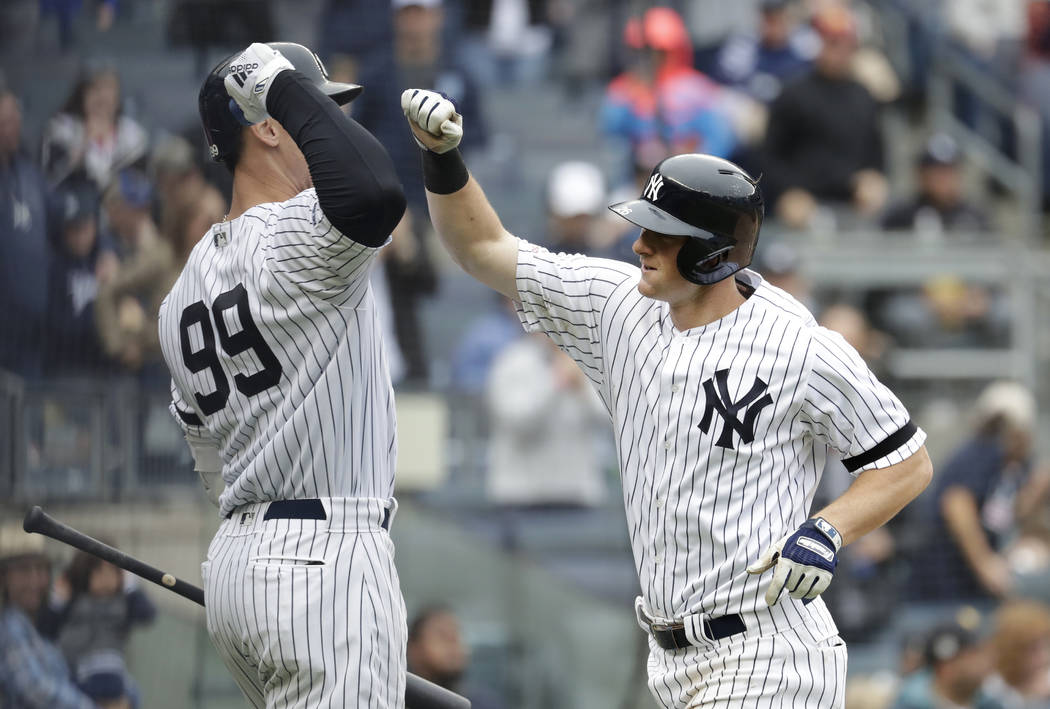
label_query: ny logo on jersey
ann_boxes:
[644,173,664,201]
[698,369,773,449]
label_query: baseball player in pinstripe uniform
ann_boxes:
[158,43,408,707]
[402,89,934,708]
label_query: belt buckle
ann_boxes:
[649,621,686,650]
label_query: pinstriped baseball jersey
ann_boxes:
[514,244,925,625]
[158,188,397,519]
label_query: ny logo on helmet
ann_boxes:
[698,369,773,449]
[644,173,664,201]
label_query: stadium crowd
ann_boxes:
[1,0,1049,708]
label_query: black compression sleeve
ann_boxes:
[265,70,406,247]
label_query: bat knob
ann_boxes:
[162,574,177,587]
[23,506,45,534]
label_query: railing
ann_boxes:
[867,0,1044,243]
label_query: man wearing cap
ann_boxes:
[881,133,991,234]
[891,619,995,709]
[761,4,887,228]
[0,525,96,708]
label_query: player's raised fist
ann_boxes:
[401,88,463,154]
[224,43,294,126]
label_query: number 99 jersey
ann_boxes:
[158,188,397,518]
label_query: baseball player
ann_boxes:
[158,43,408,707]
[401,89,933,708]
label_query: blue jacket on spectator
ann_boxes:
[909,434,1032,601]
[0,607,94,709]
[0,152,52,378]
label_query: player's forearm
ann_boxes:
[424,152,519,299]
[815,446,932,546]
[266,71,405,245]
[941,486,998,570]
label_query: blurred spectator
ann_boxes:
[881,134,991,236]
[407,605,503,709]
[600,7,738,173]
[0,524,95,708]
[41,65,148,190]
[74,650,135,709]
[910,381,1040,602]
[39,0,117,51]
[983,601,1050,706]
[713,0,817,104]
[354,0,492,383]
[457,0,552,86]
[761,3,887,228]
[485,333,609,507]
[819,302,890,377]
[354,0,488,211]
[149,134,226,253]
[163,178,226,267]
[44,176,117,376]
[1020,0,1050,211]
[753,239,812,308]
[541,160,609,255]
[946,0,1025,79]
[450,294,523,395]
[38,547,156,685]
[546,0,619,93]
[872,270,1008,349]
[376,211,439,384]
[96,169,176,372]
[682,0,761,76]
[0,89,51,378]
[166,0,276,75]
[318,0,394,86]
[891,618,996,709]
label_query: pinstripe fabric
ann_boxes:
[159,189,397,517]
[159,189,405,707]
[203,498,406,708]
[514,243,923,708]
[645,605,847,709]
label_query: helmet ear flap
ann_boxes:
[676,235,739,285]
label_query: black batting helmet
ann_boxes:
[198,42,362,170]
[609,154,763,285]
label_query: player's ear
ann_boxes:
[249,119,282,149]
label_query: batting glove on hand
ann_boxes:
[401,88,463,154]
[746,517,842,607]
[224,42,294,126]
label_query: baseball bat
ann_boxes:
[23,506,470,709]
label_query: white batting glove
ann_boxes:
[224,42,294,125]
[746,517,842,607]
[401,88,463,154]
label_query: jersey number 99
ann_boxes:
[179,283,283,416]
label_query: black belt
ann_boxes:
[648,613,746,650]
[229,499,391,530]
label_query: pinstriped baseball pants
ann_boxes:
[645,602,847,708]
[201,497,407,708]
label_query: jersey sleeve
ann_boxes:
[514,241,637,386]
[800,327,925,474]
[260,189,386,301]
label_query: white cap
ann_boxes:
[974,380,1037,432]
[546,161,606,218]
[392,0,442,8]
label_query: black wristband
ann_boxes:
[422,149,469,195]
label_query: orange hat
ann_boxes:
[624,7,691,53]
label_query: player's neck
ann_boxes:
[228,156,307,220]
[668,278,747,331]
